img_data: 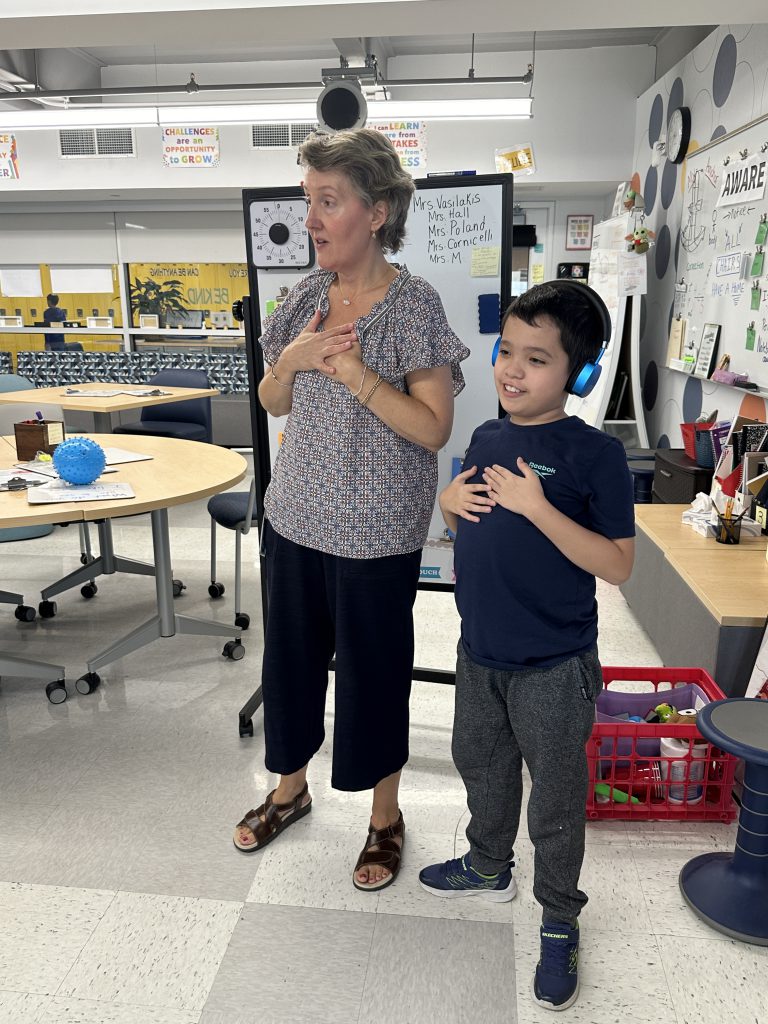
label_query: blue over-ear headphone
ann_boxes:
[491,280,611,399]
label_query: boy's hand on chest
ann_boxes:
[483,459,548,520]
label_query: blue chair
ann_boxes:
[679,697,768,945]
[112,369,212,443]
[207,478,256,632]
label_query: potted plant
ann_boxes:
[129,277,188,327]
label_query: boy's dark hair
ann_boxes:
[501,283,604,374]
[47,294,59,306]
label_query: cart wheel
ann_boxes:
[38,600,57,618]
[81,583,98,600]
[208,582,225,599]
[80,553,91,565]
[223,640,245,661]
[75,672,101,695]
[239,717,254,738]
[46,680,67,704]
[234,613,250,631]
[173,579,186,598]
[14,605,36,622]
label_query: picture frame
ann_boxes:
[565,214,594,251]
[694,322,721,378]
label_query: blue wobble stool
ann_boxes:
[679,698,768,945]
[206,479,256,633]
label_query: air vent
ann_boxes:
[59,129,96,157]
[251,123,290,148]
[59,127,135,159]
[290,123,317,145]
[95,128,134,156]
[251,122,317,148]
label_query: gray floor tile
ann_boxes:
[0,991,49,1024]
[202,903,374,1024]
[359,913,516,1024]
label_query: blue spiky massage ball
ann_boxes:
[52,437,106,485]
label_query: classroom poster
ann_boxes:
[0,133,20,180]
[162,126,220,167]
[371,121,426,172]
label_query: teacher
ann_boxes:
[234,127,469,891]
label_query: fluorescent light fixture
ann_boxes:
[0,96,531,131]
[0,107,160,130]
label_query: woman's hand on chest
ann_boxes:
[280,309,357,379]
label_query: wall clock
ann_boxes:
[249,199,315,269]
[667,106,692,165]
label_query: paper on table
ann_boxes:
[27,481,135,504]
[101,447,153,465]
[0,468,52,485]
[62,388,172,398]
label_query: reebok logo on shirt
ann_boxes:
[527,461,557,479]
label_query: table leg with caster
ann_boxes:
[81,508,241,679]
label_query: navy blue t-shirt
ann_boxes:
[453,415,635,671]
[43,306,66,349]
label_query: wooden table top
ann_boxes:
[0,434,246,527]
[0,382,218,415]
[633,503,768,626]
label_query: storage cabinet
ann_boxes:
[653,448,714,504]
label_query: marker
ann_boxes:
[35,411,43,421]
[426,170,477,177]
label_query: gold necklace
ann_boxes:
[336,268,395,306]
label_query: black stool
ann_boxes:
[679,698,768,944]
[206,480,256,633]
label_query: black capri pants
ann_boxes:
[261,520,422,792]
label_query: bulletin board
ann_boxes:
[676,111,768,388]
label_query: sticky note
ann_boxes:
[752,286,762,311]
[471,247,501,278]
[756,221,768,246]
[751,251,764,276]
[746,325,756,351]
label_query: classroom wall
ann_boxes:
[633,24,768,447]
[2,44,654,195]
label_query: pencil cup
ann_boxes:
[715,511,745,545]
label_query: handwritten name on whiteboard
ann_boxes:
[717,154,767,207]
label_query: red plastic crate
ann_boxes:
[586,667,737,821]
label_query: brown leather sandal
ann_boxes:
[352,811,405,892]
[233,783,312,852]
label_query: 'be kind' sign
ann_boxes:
[717,153,767,207]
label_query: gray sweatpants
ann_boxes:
[452,642,601,925]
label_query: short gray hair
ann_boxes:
[299,128,415,253]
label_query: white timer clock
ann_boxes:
[249,199,315,269]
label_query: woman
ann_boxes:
[234,127,469,891]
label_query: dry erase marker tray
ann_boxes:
[586,667,737,822]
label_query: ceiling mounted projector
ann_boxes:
[316,79,367,133]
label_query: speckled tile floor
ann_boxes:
[1,470,765,1024]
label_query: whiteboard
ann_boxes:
[678,113,768,388]
[243,175,513,583]
[0,265,42,297]
[565,214,629,427]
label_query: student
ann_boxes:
[43,293,66,351]
[419,281,635,1011]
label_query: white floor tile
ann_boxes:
[0,883,114,996]
[58,891,241,1011]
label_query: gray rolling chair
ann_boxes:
[207,478,256,634]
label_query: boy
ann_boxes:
[43,293,66,351]
[419,281,635,1011]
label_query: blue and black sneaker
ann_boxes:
[532,920,580,1011]
[418,852,517,901]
